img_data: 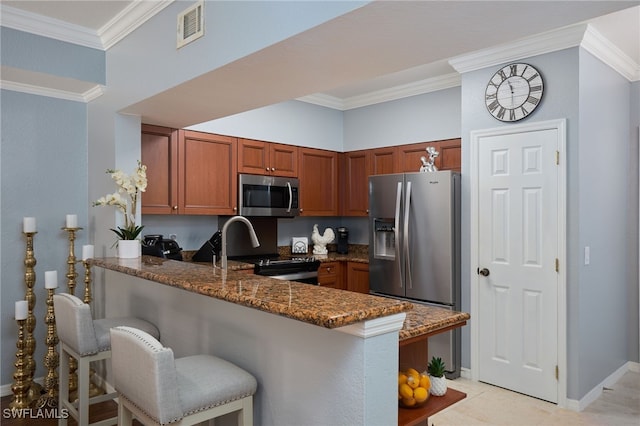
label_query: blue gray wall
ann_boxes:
[576,49,635,398]
[1,28,104,387]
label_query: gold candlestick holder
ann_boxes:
[63,227,81,399]
[35,287,59,409]
[23,231,42,403]
[63,227,82,296]
[80,260,105,399]
[10,319,30,409]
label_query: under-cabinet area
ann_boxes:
[141,124,460,217]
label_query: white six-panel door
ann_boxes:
[471,120,566,404]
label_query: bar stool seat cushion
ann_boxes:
[93,318,160,352]
[175,355,257,415]
[54,292,159,356]
[111,326,257,425]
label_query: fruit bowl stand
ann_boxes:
[398,321,468,426]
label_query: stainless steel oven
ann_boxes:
[253,258,320,285]
[238,174,299,217]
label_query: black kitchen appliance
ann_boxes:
[253,257,321,285]
[336,227,349,254]
[142,234,183,261]
[192,230,222,263]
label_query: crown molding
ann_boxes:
[0,2,172,50]
[581,24,639,82]
[0,5,103,49]
[299,72,461,111]
[449,24,589,74]
[450,22,639,82]
[0,79,104,103]
[100,1,174,50]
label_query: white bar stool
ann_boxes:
[54,293,160,426]
[110,326,258,426]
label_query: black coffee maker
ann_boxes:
[336,227,349,254]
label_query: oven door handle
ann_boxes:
[265,271,318,281]
[286,182,292,213]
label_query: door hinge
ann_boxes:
[555,258,559,273]
[555,150,560,165]
[555,365,559,380]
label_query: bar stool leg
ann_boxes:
[58,349,69,426]
[77,356,89,426]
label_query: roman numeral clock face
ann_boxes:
[485,63,544,122]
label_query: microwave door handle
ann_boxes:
[404,181,412,290]
[286,182,292,213]
[395,181,403,288]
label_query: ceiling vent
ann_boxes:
[177,1,204,49]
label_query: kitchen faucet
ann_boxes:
[221,216,260,270]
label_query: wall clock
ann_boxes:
[485,63,543,122]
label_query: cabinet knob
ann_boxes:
[173,205,178,210]
[233,207,237,211]
[266,167,270,171]
[271,167,275,171]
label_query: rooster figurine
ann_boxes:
[311,224,335,255]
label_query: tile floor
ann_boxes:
[429,370,640,425]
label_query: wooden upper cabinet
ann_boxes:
[238,138,297,177]
[397,139,461,173]
[298,147,338,216]
[141,124,179,214]
[397,142,434,173]
[178,130,237,215]
[370,147,397,175]
[437,138,462,172]
[341,150,370,217]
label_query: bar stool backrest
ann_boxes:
[53,293,99,356]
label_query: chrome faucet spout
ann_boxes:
[221,216,260,270]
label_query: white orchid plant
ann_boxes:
[93,161,147,241]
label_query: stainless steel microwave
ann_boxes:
[238,174,300,217]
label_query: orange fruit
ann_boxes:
[399,383,413,399]
[401,396,416,407]
[419,374,430,390]
[413,387,429,403]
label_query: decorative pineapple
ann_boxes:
[427,356,447,396]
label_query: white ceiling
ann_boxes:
[1,1,638,125]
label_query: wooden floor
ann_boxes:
[0,394,142,425]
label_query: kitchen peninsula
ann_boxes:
[91,256,469,426]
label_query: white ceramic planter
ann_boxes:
[117,240,140,259]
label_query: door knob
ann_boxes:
[478,268,490,277]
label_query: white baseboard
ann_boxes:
[459,362,638,412]
[564,361,638,412]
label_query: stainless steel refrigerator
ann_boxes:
[369,171,461,378]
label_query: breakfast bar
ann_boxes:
[90,256,469,426]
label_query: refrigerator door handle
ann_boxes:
[404,181,412,289]
[395,181,403,288]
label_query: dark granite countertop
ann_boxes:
[90,254,469,339]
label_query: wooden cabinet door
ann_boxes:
[318,261,344,290]
[238,138,268,175]
[342,150,370,216]
[178,130,237,215]
[298,147,338,216]
[437,138,461,172]
[346,262,369,294]
[141,124,178,214]
[238,139,298,177]
[370,147,397,175]
[397,142,434,173]
[269,143,298,177]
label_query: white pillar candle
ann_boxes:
[82,244,94,261]
[45,270,58,289]
[15,300,28,320]
[66,214,78,228]
[23,217,36,233]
